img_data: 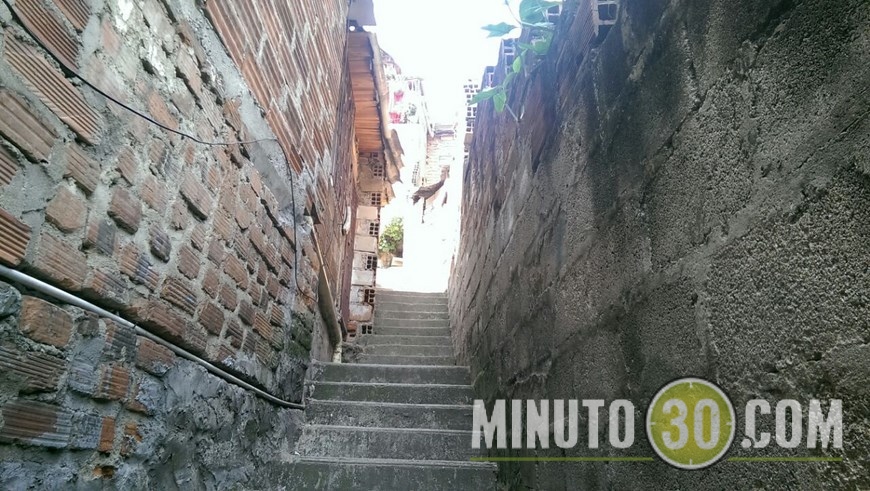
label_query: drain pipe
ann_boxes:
[310,233,345,363]
[0,265,304,410]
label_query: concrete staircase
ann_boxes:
[291,290,497,490]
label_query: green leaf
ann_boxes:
[512,53,524,73]
[519,0,561,23]
[493,91,507,112]
[469,87,499,105]
[482,22,517,38]
[530,36,552,54]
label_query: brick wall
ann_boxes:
[0,0,354,485]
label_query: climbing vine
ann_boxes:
[471,0,562,114]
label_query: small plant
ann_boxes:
[378,217,404,256]
[471,0,561,116]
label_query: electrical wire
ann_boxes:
[3,0,316,304]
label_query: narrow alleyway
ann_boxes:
[293,290,497,489]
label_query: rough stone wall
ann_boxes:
[450,0,869,488]
[0,281,304,488]
[0,0,351,486]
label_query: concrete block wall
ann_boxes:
[0,0,352,485]
[450,0,870,488]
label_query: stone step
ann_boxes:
[376,317,450,328]
[364,344,453,357]
[357,354,455,366]
[298,425,482,461]
[358,334,452,347]
[378,293,448,305]
[306,400,475,430]
[310,381,473,404]
[377,290,447,298]
[376,301,449,313]
[375,310,449,320]
[312,362,470,385]
[374,326,451,337]
[279,457,496,491]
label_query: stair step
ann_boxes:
[364,344,453,357]
[279,457,496,491]
[357,354,455,366]
[310,381,473,404]
[375,310,449,320]
[359,334,452,346]
[376,317,449,328]
[306,400,475,430]
[374,326,451,337]
[298,425,482,461]
[376,301,449,312]
[313,362,470,385]
[378,293,448,305]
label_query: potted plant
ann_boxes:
[378,217,403,268]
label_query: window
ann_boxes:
[369,192,382,207]
[371,162,385,178]
[360,324,373,335]
[363,288,376,304]
[364,254,377,271]
[368,221,379,237]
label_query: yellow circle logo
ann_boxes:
[646,378,736,469]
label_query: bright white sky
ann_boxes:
[371,0,516,122]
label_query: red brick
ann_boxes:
[207,238,225,265]
[84,218,117,256]
[4,35,102,144]
[202,267,220,298]
[120,422,141,456]
[95,363,130,400]
[177,245,200,280]
[29,232,87,290]
[0,400,70,448]
[0,90,57,162]
[225,318,243,347]
[176,47,202,97]
[249,284,264,307]
[213,210,233,242]
[181,171,213,219]
[0,208,31,267]
[181,326,208,355]
[100,17,120,57]
[170,199,189,230]
[256,259,268,285]
[162,276,197,315]
[119,243,159,290]
[98,417,115,453]
[54,0,90,31]
[0,145,18,187]
[115,148,137,185]
[147,90,178,131]
[64,146,100,195]
[235,208,253,230]
[83,267,128,309]
[129,299,187,342]
[45,187,86,233]
[266,275,282,300]
[269,303,285,327]
[149,226,171,262]
[218,283,238,311]
[142,175,167,211]
[135,336,175,376]
[238,300,254,326]
[101,320,137,361]
[191,223,208,251]
[223,97,242,132]
[12,0,79,69]
[225,254,248,288]
[108,188,141,233]
[0,344,66,392]
[199,301,224,335]
[253,311,272,341]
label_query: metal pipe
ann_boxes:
[0,265,304,410]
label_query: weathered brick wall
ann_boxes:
[450,0,869,488]
[0,0,352,485]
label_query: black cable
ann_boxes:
[3,0,316,303]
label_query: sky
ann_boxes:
[371,0,516,122]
